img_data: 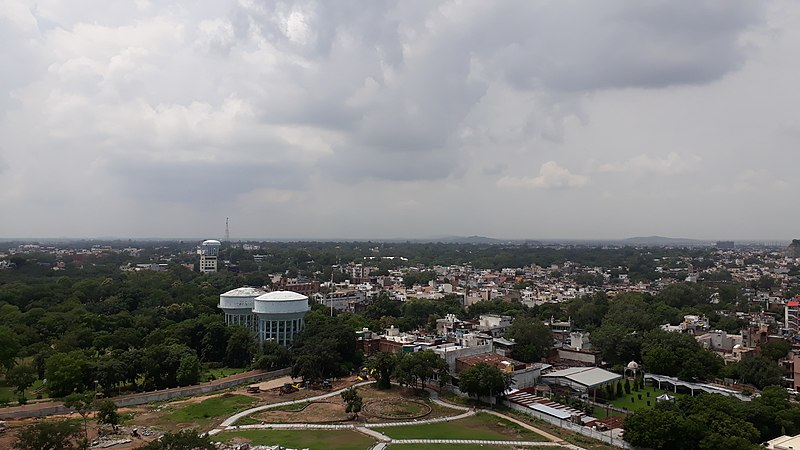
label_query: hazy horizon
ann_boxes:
[1,1,798,240]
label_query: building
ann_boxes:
[199,239,221,273]
[454,352,543,390]
[786,299,800,332]
[218,287,265,331]
[253,291,310,346]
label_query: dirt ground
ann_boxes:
[0,416,159,450]
[0,376,364,449]
[242,385,463,425]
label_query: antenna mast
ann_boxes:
[225,217,230,242]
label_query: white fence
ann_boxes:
[503,400,632,449]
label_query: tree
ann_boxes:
[13,420,82,450]
[224,326,258,368]
[739,356,784,389]
[45,351,90,397]
[176,354,201,386]
[616,381,623,398]
[6,364,37,401]
[394,350,449,390]
[142,344,196,390]
[64,391,95,447]
[761,340,792,362]
[624,407,693,450]
[368,351,397,389]
[95,399,120,432]
[254,339,292,371]
[139,429,216,450]
[458,363,512,404]
[624,378,631,395]
[291,312,359,381]
[505,316,552,362]
[0,325,21,372]
[340,386,363,418]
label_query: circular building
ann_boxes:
[218,287,266,330]
[254,291,310,346]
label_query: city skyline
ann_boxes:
[1,1,798,240]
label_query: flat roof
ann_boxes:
[542,367,621,389]
[767,434,800,449]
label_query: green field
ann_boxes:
[609,386,680,412]
[375,413,549,441]
[211,429,375,450]
[164,394,256,426]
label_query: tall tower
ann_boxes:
[199,239,221,273]
[225,217,230,242]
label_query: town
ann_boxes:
[2,238,800,450]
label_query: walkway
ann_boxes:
[213,383,586,450]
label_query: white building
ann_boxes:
[218,287,265,331]
[217,288,309,346]
[199,239,221,273]
[254,291,310,346]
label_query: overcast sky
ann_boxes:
[0,1,797,240]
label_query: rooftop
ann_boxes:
[255,290,309,302]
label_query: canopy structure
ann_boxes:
[541,367,622,391]
[656,393,675,402]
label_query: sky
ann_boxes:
[0,0,797,241]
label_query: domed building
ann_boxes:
[254,291,310,346]
[218,288,309,345]
[218,287,266,330]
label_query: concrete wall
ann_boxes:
[0,367,290,420]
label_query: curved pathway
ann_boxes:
[212,383,586,449]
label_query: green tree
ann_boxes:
[624,407,693,450]
[45,351,90,397]
[739,356,784,389]
[368,351,397,389]
[458,363,512,403]
[761,340,791,362]
[13,420,82,450]
[254,340,292,371]
[64,391,95,447]
[224,326,258,368]
[394,350,449,390]
[340,386,363,418]
[176,354,201,386]
[0,325,21,372]
[139,429,216,450]
[505,316,552,362]
[6,364,37,400]
[95,399,120,432]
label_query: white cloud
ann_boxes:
[597,152,702,175]
[498,161,589,190]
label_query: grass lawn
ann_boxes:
[211,429,375,450]
[163,394,256,427]
[609,386,680,412]
[591,406,626,419]
[389,445,567,450]
[375,413,549,441]
[202,367,247,382]
[0,378,48,405]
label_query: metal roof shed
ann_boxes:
[541,367,621,391]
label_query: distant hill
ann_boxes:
[434,235,506,244]
[621,236,710,246]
